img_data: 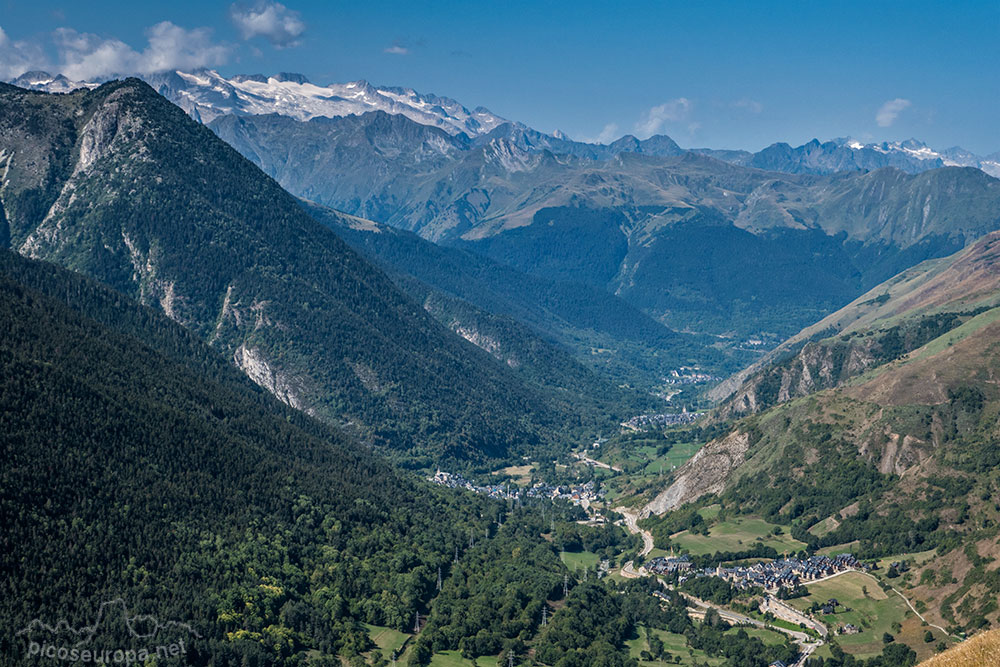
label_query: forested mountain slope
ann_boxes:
[305,202,738,389]
[0,79,589,464]
[0,248,502,664]
[0,250,801,667]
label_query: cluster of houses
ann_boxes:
[620,410,705,432]
[525,479,604,506]
[663,368,718,385]
[428,471,603,507]
[428,470,523,500]
[647,552,866,593]
[646,554,695,575]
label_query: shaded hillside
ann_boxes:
[0,79,589,464]
[0,249,502,664]
[305,202,738,389]
[715,232,1000,416]
[209,107,1000,337]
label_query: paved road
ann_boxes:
[762,596,828,638]
[573,452,623,472]
[683,592,821,666]
[617,507,654,556]
[682,592,813,643]
[616,506,654,579]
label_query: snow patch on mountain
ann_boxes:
[836,137,1000,176]
[157,70,507,136]
[11,68,507,137]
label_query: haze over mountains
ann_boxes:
[4,56,1000,666]
[204,96,1000,340]
[6,70,1000,387]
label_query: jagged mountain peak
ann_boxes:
[12,68,511,137]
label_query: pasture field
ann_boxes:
[365,624,410,657]
[560,549,602,571]
[429,651,500,667]
[626,627,725,666]
[670,518,806,556]
[789,571,912,659]
[725,626,787,646]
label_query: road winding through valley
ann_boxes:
[615,504,822,666]
[615,506,654,578]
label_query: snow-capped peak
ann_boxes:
[8,68,508,137]
[10,71,99,93]
[146,69,508,136]
[833,137,999,176]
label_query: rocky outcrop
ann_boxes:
[234,344,310,413]
[644,430,751,515]
[717,337,882,420]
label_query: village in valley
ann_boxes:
[428,469,606,508]
[426,398,950,667]
[647,552,867,593]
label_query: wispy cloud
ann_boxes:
[384,40,410,55]
[230,1,305,48]
[876,98,911,127]
[54,22,230,80]
[0,25,46,79]
[582,123,620,145]
[635,98,692,137]
[734,98,763,114]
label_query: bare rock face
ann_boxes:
[644,430,751,515]
[715,338,881,421]
[234,344,311,413]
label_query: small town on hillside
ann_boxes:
[620,410,705,431]
[647,552,867,593]
[428,470,604,507]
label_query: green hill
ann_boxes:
[645,234,1000,635]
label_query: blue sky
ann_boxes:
[2,0,998,153]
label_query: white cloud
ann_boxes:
[734,98,763,114]
[0,25,48,79]
[53,22,230,80]
[635,98,692,137]
[580,123,620,145]
[595,123,620,144]
[876,98,911,127]
[230,1,305,48]
[384,43,409,55]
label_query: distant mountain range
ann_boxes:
[11,69,998,177]
[694,137,1000,178]
[10,69,1000,345]
[210,106,1000,340]
[10,68,509,136]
